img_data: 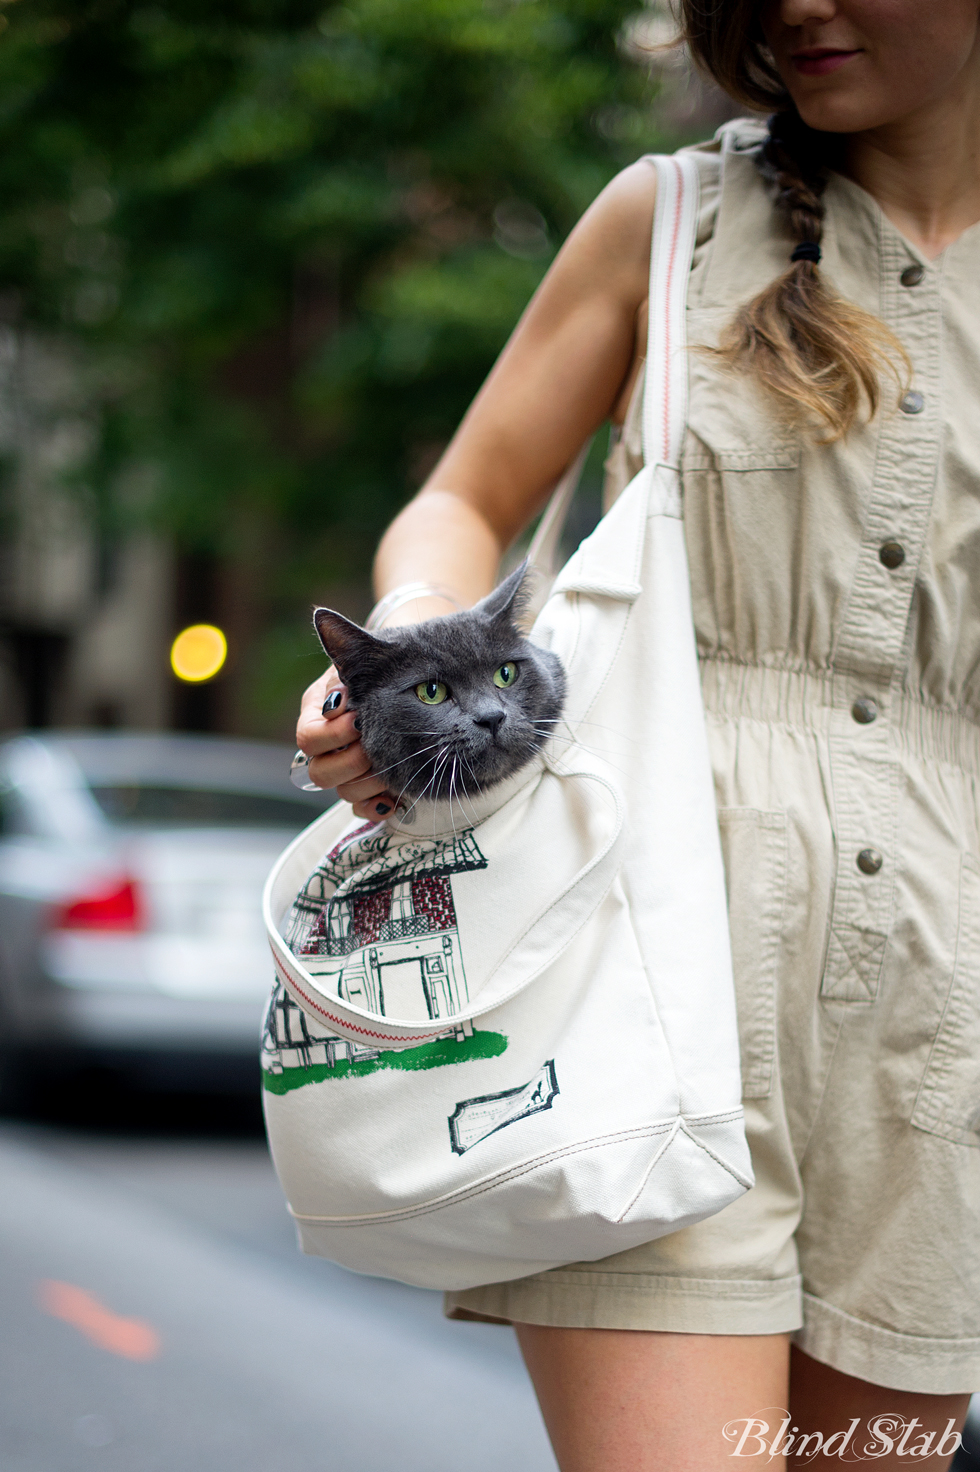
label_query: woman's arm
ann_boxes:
[298,158,657,815]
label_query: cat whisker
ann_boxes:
[529,719,603,745]
[396,747,448,827]
[529,725,577,747]
[367,740,446,783]
[528,714,639,748]
[447,764,460,832]
[391,746,447,816]
[526,726,633,780]
[447,757,460,841]
[457,751,486,806]
[560,718,641,744]
[456,795,480,828]
[439,744,478,814]
[429,747,454,836]
[449,753,482,830]
[396,748,444,796]
[424,744,451,803]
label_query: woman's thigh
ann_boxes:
[788,1346,971,1470]
[514,1328,973,1472]
[514,1324,791,1471]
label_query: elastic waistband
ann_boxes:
[699,657,980,774]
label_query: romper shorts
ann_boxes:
[446,670,980,1396]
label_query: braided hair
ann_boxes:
[674,2,907,440]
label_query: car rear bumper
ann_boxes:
[57,988,268,1051]
[25,930,274,1053]
[2,940,272,1086]
[6,990,267,1095]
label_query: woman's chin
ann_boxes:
[788,84,915,138]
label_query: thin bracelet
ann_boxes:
[365,582,463,631]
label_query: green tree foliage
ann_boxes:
[0,0,673,730]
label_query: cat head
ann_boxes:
[313,561,564,805]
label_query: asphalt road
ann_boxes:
[0,1092,558,1472]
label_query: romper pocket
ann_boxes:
[717,808,788,1100]
[911,854,980,1148]
[685,328,802,473]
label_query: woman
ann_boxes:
[295,3,980,1466]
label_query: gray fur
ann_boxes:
[313,562,565,804]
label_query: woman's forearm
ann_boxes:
[372,488,504,625]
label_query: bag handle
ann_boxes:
[643,153,700,474]
[527,150,700,589]
[525,439,592,581]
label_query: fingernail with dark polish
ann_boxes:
[375,802,391,815]
[353,717,362,731]
[322,690,343,715]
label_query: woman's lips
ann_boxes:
[792,49,860,77]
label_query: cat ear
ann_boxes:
[476,559,533,625]
[313,607,391,679]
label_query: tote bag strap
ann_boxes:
[643,153,700,477]
[525,439,591,579]
[528,150,699,589]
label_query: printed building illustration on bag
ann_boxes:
[261,978,421,1075]
[290,826,487,1021]
[262,824,507,1090]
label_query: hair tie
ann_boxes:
[791,241,821,264]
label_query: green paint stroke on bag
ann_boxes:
[262,1029,508,1095]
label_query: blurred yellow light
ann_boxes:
[170,624,227,683]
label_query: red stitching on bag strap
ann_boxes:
[271,952,440,1045]
[659,156,682,465]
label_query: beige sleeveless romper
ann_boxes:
[446,120,980,1396]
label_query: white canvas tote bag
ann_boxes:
[261,153,753,1292]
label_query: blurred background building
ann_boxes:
[0,0,736,743]
[0,327,174,731]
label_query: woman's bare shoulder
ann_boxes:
[529,154,659,322]
[556,158,658,292]
[588,156,660,222]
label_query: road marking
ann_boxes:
[38,1280,160,1361]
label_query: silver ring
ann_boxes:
[290,750,321,792]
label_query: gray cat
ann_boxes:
[313,562,565,806]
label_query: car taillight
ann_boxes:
[52,876,146,932]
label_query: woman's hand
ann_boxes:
[296,668,397,821]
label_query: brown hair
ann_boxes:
[675,0,908,440]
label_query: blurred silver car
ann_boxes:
[0,731,334,1093]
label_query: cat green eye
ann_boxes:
[416,680,448,705]
[493,663,518,688]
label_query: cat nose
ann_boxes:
[474,708,505,736]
